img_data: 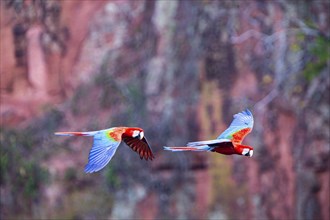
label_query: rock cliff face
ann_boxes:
[1,1,329,219]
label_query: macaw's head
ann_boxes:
[125,127,144,140]
[239,146,254,157]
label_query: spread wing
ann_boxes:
[217,109,254,143]
[122,135,154,160]
[85,129,121,173]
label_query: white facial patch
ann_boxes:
[249,150,253,157]
[140,131,144,139]
[132,130,140,138]
[242,148,249,155]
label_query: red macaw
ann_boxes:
[164,109,254,157]
[55,127,154,173]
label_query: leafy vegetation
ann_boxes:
[94,54,127,109]
[70,84,92,115]
[57,188,114,219]
[0,108,63,217]
[105,166,120,190]
[303,35,330,81]
[0,128,49,215]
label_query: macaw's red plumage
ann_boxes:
[164,109,254,157]
[55,127,154,173]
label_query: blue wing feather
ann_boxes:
[84,129,121,173]
[217,109,254,139]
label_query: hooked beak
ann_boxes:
[139,131,144,140]
[244,150,253,157]
[242,149,253,157]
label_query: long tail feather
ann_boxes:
[187,138,231,147]
[164,145,211,152]
[54,131,98,136]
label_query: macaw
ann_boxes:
[55,127,154,173]
[164,109,254,157]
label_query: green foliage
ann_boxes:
[64,167,77,183]
[0,150,8,185]
[105,166,120,189]
[70,84,91,115]
[0,127,50,214]
[57,189,114,219]
[0,108,63,217]
[94,68,126,109]
[209,156,248,218]
[303,35,330,81]
[40,106,64,131]
[18,161,49,199]
[63,167,79,192]
[94,53,125,109]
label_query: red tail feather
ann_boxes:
[55,131,93,136]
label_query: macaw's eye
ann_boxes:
[132,130,140,138]
[245,122,249,125]
[242,149,253,157]
[242,148,249,156]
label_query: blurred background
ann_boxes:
[0,0,329,219]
